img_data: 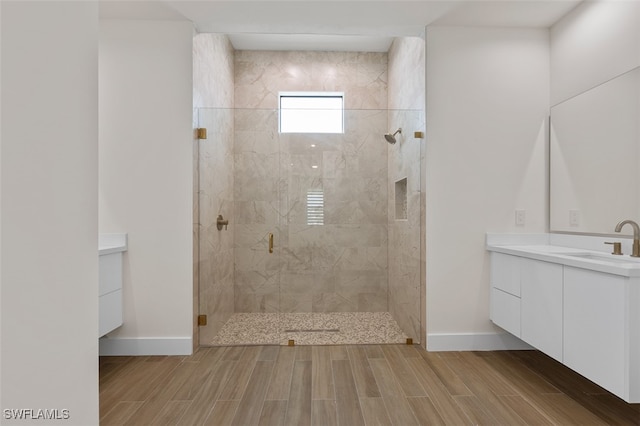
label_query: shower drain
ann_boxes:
[284,329,340,333]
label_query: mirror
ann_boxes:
[550,67,640,234]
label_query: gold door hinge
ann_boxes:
[196,128,207,139]
[198,315,207,326]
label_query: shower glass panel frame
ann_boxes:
[197,107,282,346]
[196,106,423,346]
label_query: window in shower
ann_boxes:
[279,92,344,133]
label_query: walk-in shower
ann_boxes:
[193,36,425,347]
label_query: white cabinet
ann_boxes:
[99,234,126,337]
[521,260,563,362]
[99,252,123,337]
[490,253,521,337]
[489,247,640,402]
[563,267,626,398]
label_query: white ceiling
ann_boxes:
[99,0,583,51]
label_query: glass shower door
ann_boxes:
[197,107,282,346]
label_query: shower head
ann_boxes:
[384,128,402,144]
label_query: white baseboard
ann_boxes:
[99,337,193,356]
[426,332,533,352]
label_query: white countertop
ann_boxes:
[99,233,128,255]
[487,238,640,277]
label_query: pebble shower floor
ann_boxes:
[208,312,408,346]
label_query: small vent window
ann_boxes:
[306,190,324,226]
[279,92,344,134]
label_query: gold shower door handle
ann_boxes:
[268,233,274,254]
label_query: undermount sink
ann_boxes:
[565,252,640,264]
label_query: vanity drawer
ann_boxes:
[490,287,521,338]
[490,253,521,296]
[99,290,123,337]
[99,252,122,296]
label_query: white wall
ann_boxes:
[1,2,99,423]
[99,20,194,355]
[425,27,549,350]
[551,0,640,106]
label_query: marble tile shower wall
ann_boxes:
[233,50,390,313]
[198,108,235,342]
[234,50,388,110]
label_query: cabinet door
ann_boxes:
[563,267,626,399]
[521,259,563,362]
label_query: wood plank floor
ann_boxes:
[100,345,640,425]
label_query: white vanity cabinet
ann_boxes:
[99,252,123,337]
[488,239,640,403]
[99,234,127,338]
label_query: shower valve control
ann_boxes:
[216,214,229,231]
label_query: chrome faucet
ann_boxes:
[615,220,640,257]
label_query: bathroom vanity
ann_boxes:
[487,233,640,403]
[99,234,127,337]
